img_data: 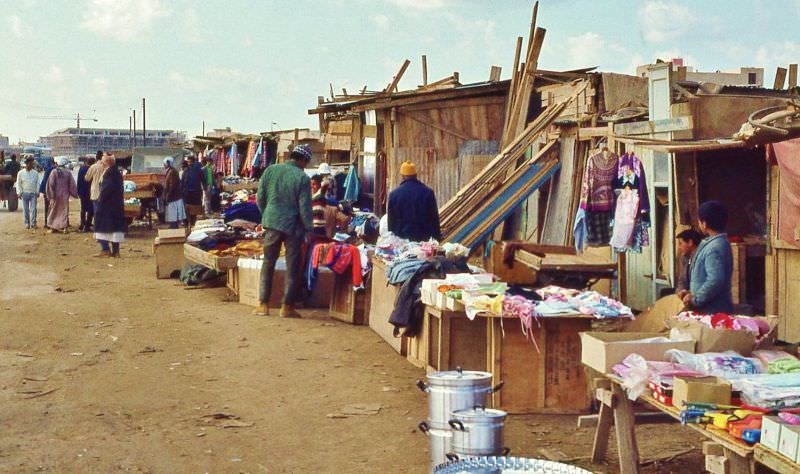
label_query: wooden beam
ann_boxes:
[384,59,411,94]
[504,36,524,134]
[614,116,694,136]
[490,65,502,82]
[342,88,348,96]
[421,55,428,86]
[789,64,798,88]
[329,83,335,101]
[360,85,367,95]
[453,71,460,84]
[774,66,787,89]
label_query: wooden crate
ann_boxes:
[153,237,185,279]
[329,270,369,325]
[183,244,239,272]
[226,267,239,295]
[369,258,407,355]
[425,306,487,373]
[126,173,163,190]
[484,314,593,414]
[125,189,157,199]
[406,310,429,369]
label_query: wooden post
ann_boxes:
[293,128,299,148]
[421,55,428,86]
[676,66,687,82]
[774,67,787,89]
[453,71,459,84]
[384,59,411,94]
[612,383,640,474]
[329,83,335,101]
[789,64,798,88]
[489,65,502,82]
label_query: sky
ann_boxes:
[1,0,799,143]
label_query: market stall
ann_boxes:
[183,218,263,275]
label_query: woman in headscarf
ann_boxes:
[94,154,125,257]
[45,156,78,233]
[162,157,186,229]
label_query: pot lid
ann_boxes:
[427,367,493,383]
[434,456,592,473]
[451,406,507,420]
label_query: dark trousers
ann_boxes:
[43,198,50,227]
[260,228,302,306]
[80,196,94,230]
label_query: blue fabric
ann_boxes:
[252,137,263,168]
[387,178,441,242]
[39,164,53,194]
[223,202,262,224]
[690,233,734,314]
[386,258,426,286]
[77,165,91,198]
[573,208,588,253]
[343,165,360,202]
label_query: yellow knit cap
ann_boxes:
[400,161,417,176]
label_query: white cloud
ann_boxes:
[638,1,696,43]
[180,8,203,44]
[8,14,31,38]
[558,32,628,71]
[81,0,169,41]
[44,65,64,83]
[370,13,389,30]
[385,0,452,10]
[756,41,800,68]
[91,77,109,99]
[170,67,262,94]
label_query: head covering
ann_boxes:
[400,161,417,176]
[291,144,313,162]
[163,157,174,167]
[55,156,69,167]
[318,163,332,175]
[698,200,728,232]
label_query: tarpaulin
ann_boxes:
[767,139,800,243]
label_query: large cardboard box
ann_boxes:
[778,424,800,462]
[153,237,185,279]
[237,258,333,308]
[665,315,778,356]
[580,332,696,374]
[671,376,731,409]
[762,415,784,452]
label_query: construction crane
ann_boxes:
[27,113,98,129]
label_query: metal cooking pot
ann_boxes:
[419,421,452,473]
[448,406,508,457]
[417,367,504,429]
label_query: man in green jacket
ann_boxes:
[254,144,314,318]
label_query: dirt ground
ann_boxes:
[0,202,707,473]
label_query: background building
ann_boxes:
[636,58,764,87]
[41,128,187,157]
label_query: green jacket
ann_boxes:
[256,162,313,235]
[202,165,213,188]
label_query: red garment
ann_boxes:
[324,243,363,287]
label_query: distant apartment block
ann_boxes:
[42,128,187,157]
[0,134,9,151]
[636,58,764,87]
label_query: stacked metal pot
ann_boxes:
[417,367,507,472]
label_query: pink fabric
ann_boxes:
[610,188,639,249]
[768,140,800,243]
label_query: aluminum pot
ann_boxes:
[417,367,504,429]
[419,421,453,473]
[448,406,508,457]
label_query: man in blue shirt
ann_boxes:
[387,162,441,242]
[683,201,734,314]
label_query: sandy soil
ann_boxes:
[0,202,706,473]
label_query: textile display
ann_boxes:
[610,188,640,250]
[767,139,800,244]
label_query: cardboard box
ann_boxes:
[237,258,333,309]
[761,415,784,452]
[665,315,778,356]
[671,376,732,409]
[153,237,185,279]
[579,332,696,374]
[778,424,800,462]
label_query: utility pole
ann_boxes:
[129,115,133,151]
[202,120,205,137]
[132,109,137,148]
[77,112,82,130]
[142,98,146,147]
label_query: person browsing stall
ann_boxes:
[387,161,441,242]
[253,144,314,318]
[682,201,734,314]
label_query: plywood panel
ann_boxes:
[779,250,800,342]
[541,135,577,244]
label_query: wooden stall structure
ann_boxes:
[369,258,406,355]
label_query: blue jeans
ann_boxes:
[21,192,37,227]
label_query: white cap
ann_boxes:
[318,163,331,175]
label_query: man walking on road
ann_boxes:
[254,144,313,318]
[15,157,40,229]
[84,150,105,215]
[77,157,95,232]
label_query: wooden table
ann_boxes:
[591,375,799,474]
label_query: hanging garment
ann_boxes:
[252,137,264,170]
[343,165,360,202]
[579,151,619,212]
[230,142,239,177]
[615,152,650,214]
[573,208,588,252]
[324,243,363,288]
[586,210,613,246]
[610,188,640,250]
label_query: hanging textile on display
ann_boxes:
[241,140,257,177]
[343,164,361,202]
[229,142,239,177]
[575,148,618,251]
[252,137,264,172]
[611,151,650,253]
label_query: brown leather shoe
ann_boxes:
[280,304,301,318]
[252,304,269,316]
[94,251,111,258]
[110,253,120,258]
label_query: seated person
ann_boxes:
[660,228,702,298]
[682,201,734,314]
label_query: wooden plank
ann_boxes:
[577,126,608,138]
[614,116,694,136]
[384,59,411,94]
[421,55,428,86]
[755,443,800,473]
[674,152,699,225]
[612,383,641,474]
[504,36,524,135]
[541,135,577,245]
[490,65,502,82]
[368,259,406,355]
[789,64,798,88]
[396,110,476,141]
[774,66,788,90]
[731,243,747,305]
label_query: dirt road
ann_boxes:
[0,205,704,473]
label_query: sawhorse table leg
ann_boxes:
[592,379,640,474]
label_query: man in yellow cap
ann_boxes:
[387,161,441,241]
